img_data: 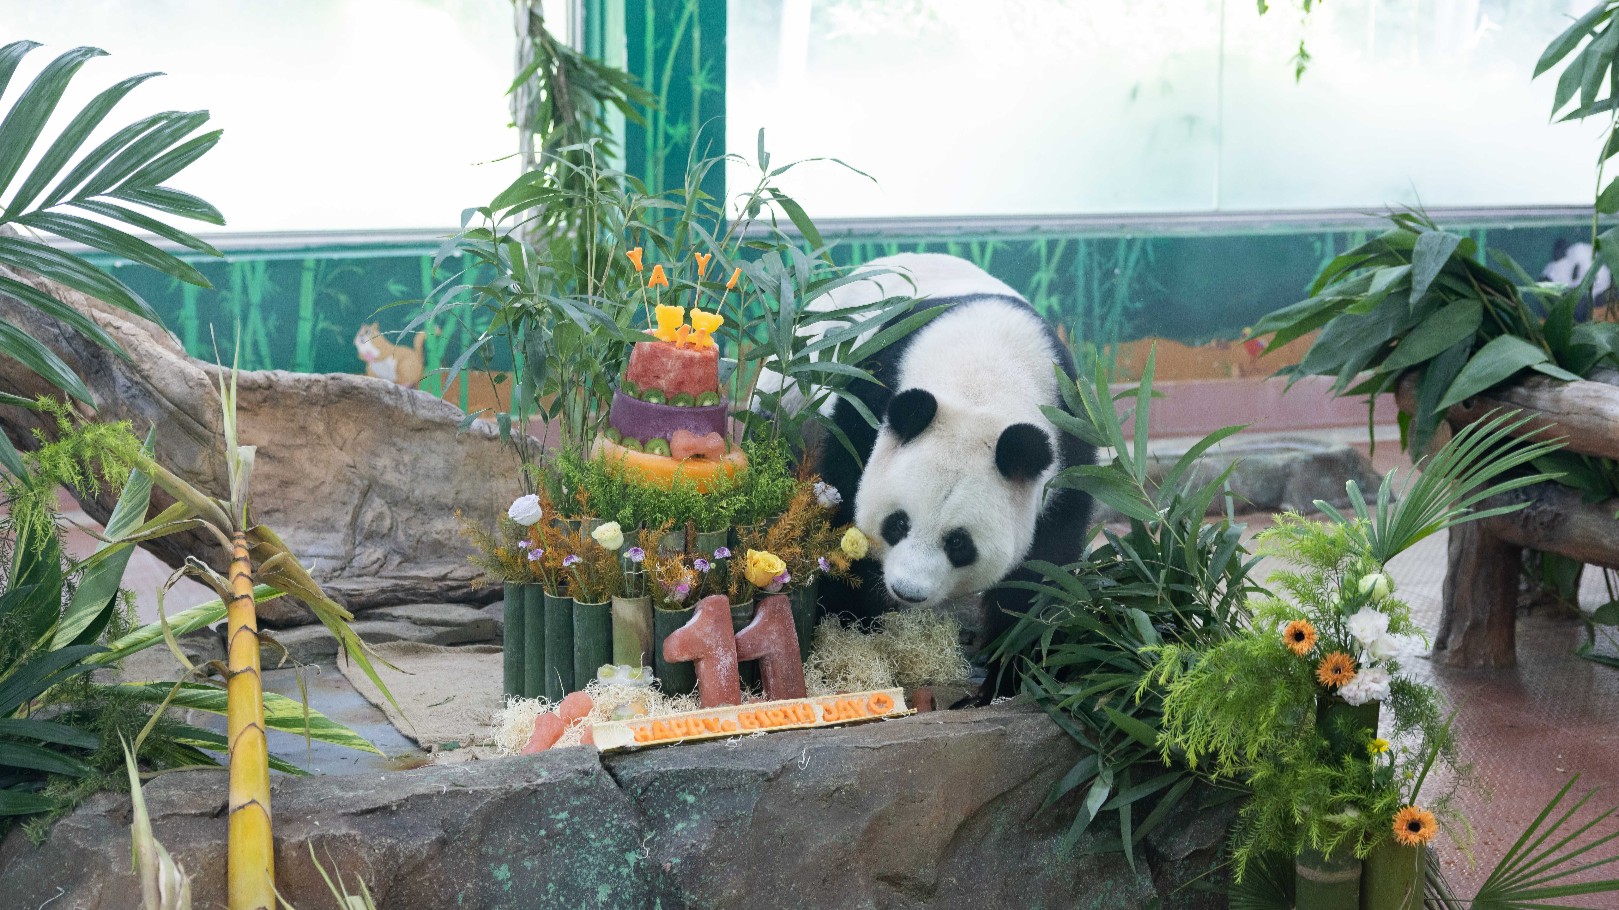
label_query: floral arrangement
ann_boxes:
[1144,514,1459,875]
[1136,410,1562,883]
[727,481,861,601]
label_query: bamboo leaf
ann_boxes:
[116,682,381,755]
[1436,335,1551,412]
[0,316,94,403]
[0,45,107,199]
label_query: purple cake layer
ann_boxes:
[608,390,728,442]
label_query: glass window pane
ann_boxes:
[8,0,526,233]
[727,0,1603,216]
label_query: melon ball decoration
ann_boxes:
[593,252,747,490]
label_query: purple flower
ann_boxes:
[562,554,581,567]
[817,556,830,573]
[672,582,692,603]
[713,547,731,560]
[774,571,790,586]
[519,539,534,549]
[527,548,544,562]
[694,558,712,573]
[626,546,646,564]
[813,481,842,508]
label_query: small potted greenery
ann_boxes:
[611,525,658,668]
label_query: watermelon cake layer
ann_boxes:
[608,391,728,443]
[625,341,719,397]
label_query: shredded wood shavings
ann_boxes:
[492,680,703,756]
[804,610,970,694]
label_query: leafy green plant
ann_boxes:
[0,40,223,407]
[1251,211,1606,455]
[1536,3,1619,252]
[991,351,1259,863]
[0,404,376,840]
[1144,411,1561,878]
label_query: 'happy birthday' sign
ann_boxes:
[591,688,911,752]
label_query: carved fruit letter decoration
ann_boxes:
[662,595,743,708]
[734,595,807,701]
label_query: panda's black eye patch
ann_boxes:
[881,511,910,545]
[943,528,977,568]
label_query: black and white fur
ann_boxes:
[807,254,1095,697]
[1540,238,1614,322]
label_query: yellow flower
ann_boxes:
[1316,651,1357,689]
[745,549,787,588]
[1282,620,1317,656]
[626,246,644,272]
[1368,737,1390,755]
[841,527,869,560]
[1392,805,1437,847]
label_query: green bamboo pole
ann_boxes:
[1296,844,1360,910]
[653,605,696,695]
[544,591,575,700]
[1361,841,1423,910]
[503,582,526,700]
[524,586,547,699]
[572,600,613,688]
[790,582,818,663]
[611,594,653,666]
[731,600,759,691]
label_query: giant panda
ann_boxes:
[806,253,1096,699]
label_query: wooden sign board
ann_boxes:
[592,688,911,752]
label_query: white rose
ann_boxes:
[1337,664,1391,706]
[1345,607,1390,647]
[508,494,544,526]
[1358,572,1393,601]
[1366,632,1424,662]
[592,521,625,551]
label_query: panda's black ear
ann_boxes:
[886,388,937,444]
[996,423,1053,482]
[1553,237,1571,259]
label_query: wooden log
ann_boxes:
[1438,483,1619,667]
[1396,370,1619,462]
[1437,520,1521,668]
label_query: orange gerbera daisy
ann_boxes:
[1282,620,1317,655]
[1392,805,1438,847]
[1316,651,1357,688]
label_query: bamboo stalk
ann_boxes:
[572,600,612,688]
[503,582,525,700]
[525,586,548,699]
[543,591,574,700]
[226,530,273,910]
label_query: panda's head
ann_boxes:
[854,387,1056,608]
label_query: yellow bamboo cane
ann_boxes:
[226,529,273,910]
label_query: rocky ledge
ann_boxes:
[0,703,1230,910]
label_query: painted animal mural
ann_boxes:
[353,323,426,388]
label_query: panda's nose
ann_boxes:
[890,583,927,604]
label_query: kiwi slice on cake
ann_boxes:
[619,438,643,452]
[604,428,622,444]
[645,438,672,457]
[620,379,640,398]
[642,389,666,404]
[695,391,721,407]
[671,392,695,407]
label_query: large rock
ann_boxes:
[0,256,524,612]
[0,703,1229,909]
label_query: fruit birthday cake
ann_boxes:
[593,303,747,489]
